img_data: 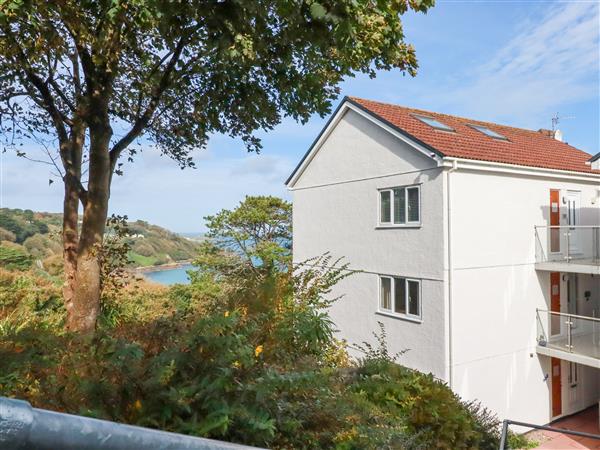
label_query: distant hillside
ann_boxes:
[126,220,203,267]
[0,208,202,271]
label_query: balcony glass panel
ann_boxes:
[537,309,600,361]
[534,226,600,273]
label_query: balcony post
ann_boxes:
[592,227,600,261]
[566,314,573,352]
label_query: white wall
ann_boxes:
[290,105,600,425]
[292,109,448,378]
[449,168,600,424]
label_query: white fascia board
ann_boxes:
[441,157,600,183]
[286,101,443,189]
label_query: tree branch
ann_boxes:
[109,38,187,170]
[0,91,29,102]
[48,78,76,113]
[2,27,71,144]
[70,50,82,98]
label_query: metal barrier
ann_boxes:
[499,419,600,449]
[534,225,600,265]
[536,308,600,360]
[0,397,265,450]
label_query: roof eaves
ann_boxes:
[589,152,600,163]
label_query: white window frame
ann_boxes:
[378,185,421,228]
[378,275,422,322]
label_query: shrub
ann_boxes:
[0,209,49,243]
[0,245,32,270]
[23,233,62,259]
[0,227,16,242]
[0,261,502,449]
[0,198,502,449]
[42,254,64,276]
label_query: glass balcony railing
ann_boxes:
[536,309,600,361]
[534,225,600,266]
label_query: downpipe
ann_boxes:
[446,159,459,389]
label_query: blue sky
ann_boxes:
[1,1,599,232]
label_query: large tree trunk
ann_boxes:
[67,115,113,333]
[62,120,86,329]
[62,175,80,318]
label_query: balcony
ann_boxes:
[536,309,600,368]
[534,226,600,275]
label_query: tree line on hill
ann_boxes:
[0,208,201,273]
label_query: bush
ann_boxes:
[23,233,62,259]
[0,198,502,449]
[0,261,502,449]
[0,245,32,270]
[0,209,49,243]
[0,227,16,242]
[42,254,64,276]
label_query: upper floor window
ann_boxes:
[379,185,420,226]
[379,275,421,320]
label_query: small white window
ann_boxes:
[379,276,421,320]
[468,124,508,140]
[413,114,454,132]
[379,185,420,226]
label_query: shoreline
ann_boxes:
[134,260,193,273]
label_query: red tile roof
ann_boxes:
[349,97,597,174]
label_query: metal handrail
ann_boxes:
[534,225,600,264]
[534,225,600,229]
[536,308,600,323]
[499,419,600,449]
[0,397,265,450]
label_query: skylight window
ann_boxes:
[413,115,454,132]
[469,124,508,140]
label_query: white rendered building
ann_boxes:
[287,97,600,426]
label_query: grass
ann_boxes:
[128,252,159,267]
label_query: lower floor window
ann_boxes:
[379,276,421,319]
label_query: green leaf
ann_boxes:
[310,2,327,19]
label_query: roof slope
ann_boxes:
[349,97,596,174]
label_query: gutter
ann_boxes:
[441,157,600,183]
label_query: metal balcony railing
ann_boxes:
[534,225,600,266]
[0,397,264,450]
[536,309,600,361]
[499,419,600,449]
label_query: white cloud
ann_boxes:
[106,147,294,231]
[230,154,294,182]
[435,2,599,125]
[1,141,295,232]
